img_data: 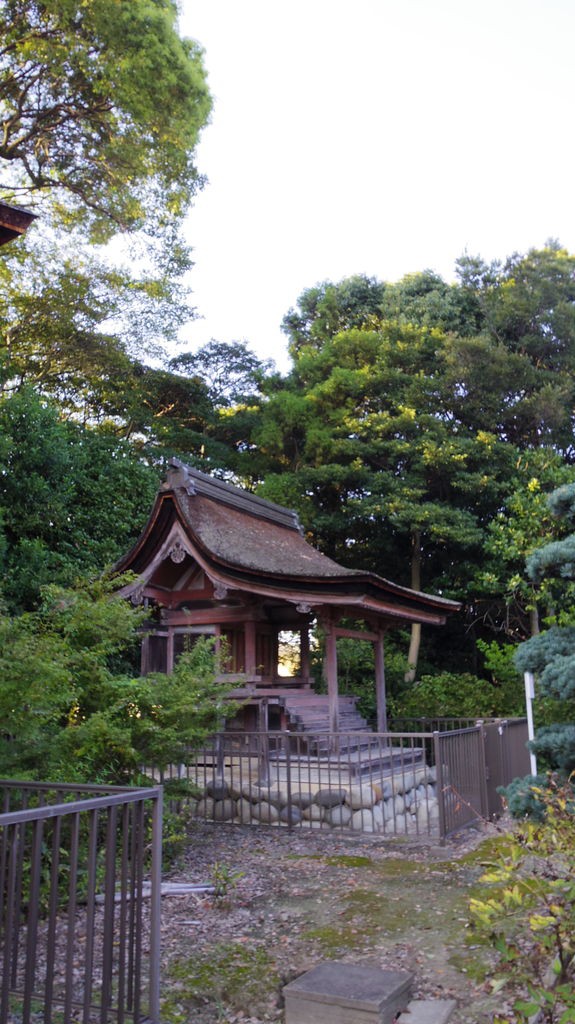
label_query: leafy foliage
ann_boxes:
[394,670,524,720]
[0,388,160,611]
[469,778,575,1023]
[0,578,235,783]
[0,0,212,242]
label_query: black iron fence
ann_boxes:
[156,719,530,841]
[0,780,163,1024]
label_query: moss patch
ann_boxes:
[163,943,280,1023]
[288,853,373,868]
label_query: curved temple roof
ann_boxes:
[116,460,460,627]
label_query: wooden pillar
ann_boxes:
[300,624,310,682]
[244,619,257,676]
[271,629,280,680]
[258,700,270,784]
[166,630,175,674]
[140,635,149,676]
[324,618,340,734]
[375,630,388,734]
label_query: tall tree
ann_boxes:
[0,0,214,422]
[0,388,160,611]
[470,450,574,641]
[252,318,514,676]
[0,0,211,245]
[281,275,385,358]
[455,244,575,456]
[514,483,575,776]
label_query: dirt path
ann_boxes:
[159,821,506,1024]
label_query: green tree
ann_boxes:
[0,578,234,783]
[0,0,211,244]
[455,244,575,454]
[473,451,574,641]
[513,482,575,775]
[0,0,215,449]
[469,779,575,1024]
[281,275,385,358]
[0,388,160,611]
[253,318,513,677]
[170,340,271,408]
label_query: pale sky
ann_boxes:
[178,0,575,372]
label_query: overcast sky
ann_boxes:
[177,0,575,372]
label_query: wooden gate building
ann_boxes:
[115,460,459,735]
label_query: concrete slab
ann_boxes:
[283,961,414,1024]
[397,998,457,1024]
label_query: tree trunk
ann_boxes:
[404,529,422,683]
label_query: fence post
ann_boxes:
[258,730,270,786]
[283,732,293,831]
[148,788,163,1024]
[476,721,490,819]
[433,731,447,844]
[215,732,225,783]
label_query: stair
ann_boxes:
[279,693,374,756]
[282,693,370,733]
[267,692,425,780]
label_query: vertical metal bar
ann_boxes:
[117,802,130,1024]
[283,733,293,832]
[64,812,80,1024]
[434,732,447,844]
[44,814,62,1023]
[215,733,225,782]
[306,734,313,830]
[22,817,44,1024]
[478,724,490,820]
[1,826,19,1024]
[131,800,145,1024]
[100,805,117,1024]
[10,818,24,987]
[82,809,99,1024]
[126,802,137,1015]
[148,792,163,1024]
[258,708,270,785]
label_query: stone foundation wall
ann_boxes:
[189,765,440,836]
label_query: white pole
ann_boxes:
[524,671,538,776]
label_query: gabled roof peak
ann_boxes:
[163,459,303,534]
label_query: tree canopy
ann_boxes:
[0,0,212,243]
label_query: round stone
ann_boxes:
[195,797,215,818]
[250,800,279,823]
[328,804,353,827]
[351,808,377,833]
[394,794,405,815]
[346,785,377,810]
[280,804,303,824]
[212,799,236,822]
[303,804,325,822]
[290,790,314,809]
[252,787,286,808]
[236,798,254,823]
[205,780,230,800]
[315,788,347,808]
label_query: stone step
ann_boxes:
[397,999,457,1024]
[283,962,414,1024]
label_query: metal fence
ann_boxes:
[0,780,163,1024]
[156,720,528,841]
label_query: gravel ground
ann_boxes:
[159,819,507,1024]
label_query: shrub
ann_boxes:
[395,669,521,720]
[469,778,575,1023]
